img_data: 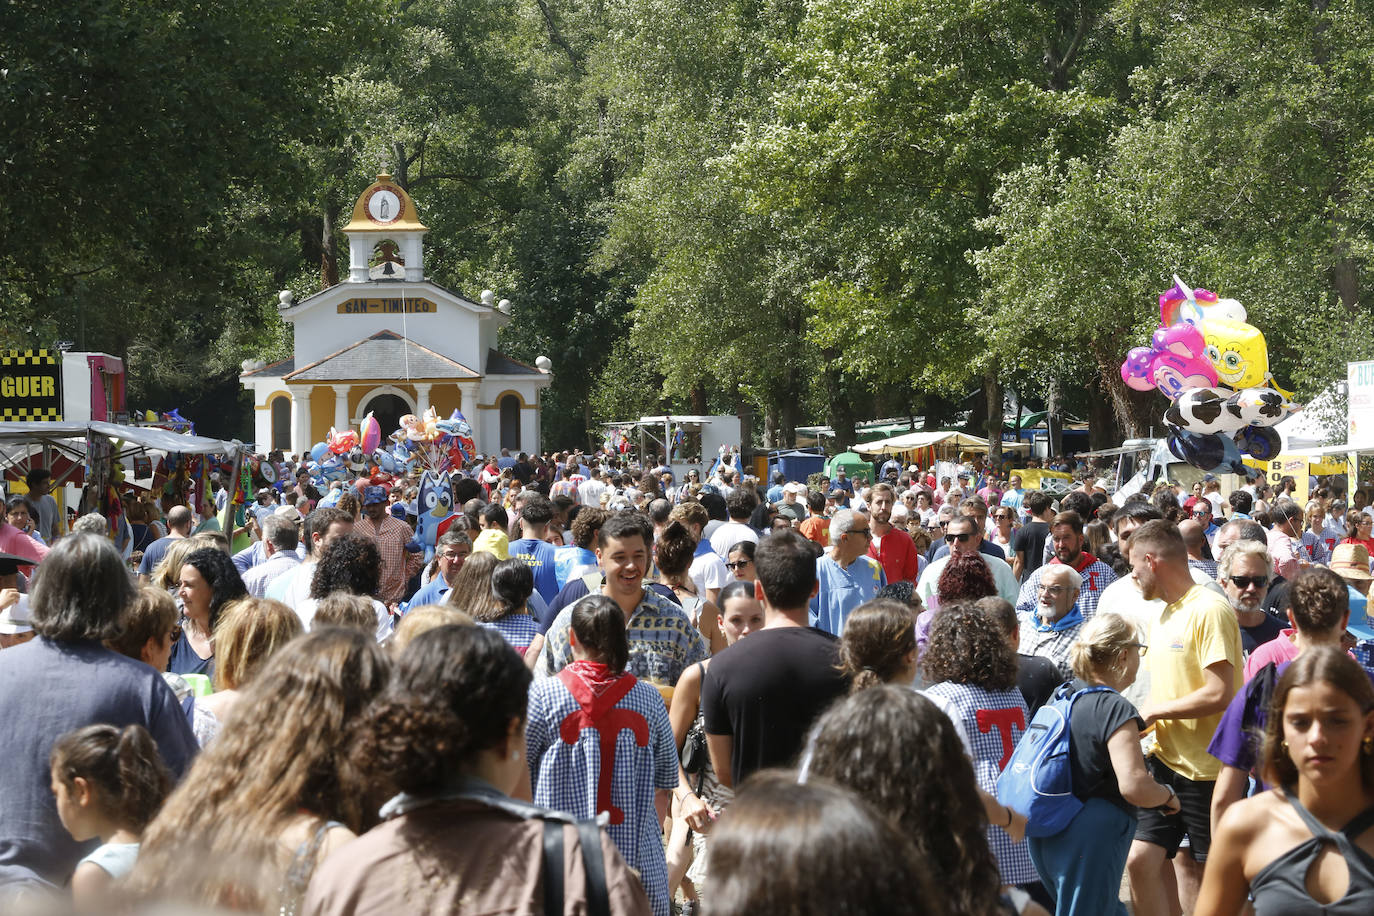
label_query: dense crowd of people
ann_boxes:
[1,445,1373,915]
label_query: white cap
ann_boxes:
[0,595,33,635]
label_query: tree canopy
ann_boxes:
[4,0,1371,448]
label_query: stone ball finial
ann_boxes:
[480,289,496,306]
[278,290,295,308]
[535,355,552,373]
[498,298,512,314]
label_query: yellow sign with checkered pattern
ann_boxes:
[0,350,63,421]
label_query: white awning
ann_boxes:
[0,421,243,456]
[851,430,1030,455]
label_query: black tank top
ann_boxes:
[1251,791,1374,915]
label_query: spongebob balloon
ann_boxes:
[1201,318,1271,391]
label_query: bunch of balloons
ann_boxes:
[388,407,476,476]
[1120,276,1300,475]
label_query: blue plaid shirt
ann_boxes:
[924,680,1036,885]
[1015,554,1117,621]
[535,587,709,686]
[527,676,678,916]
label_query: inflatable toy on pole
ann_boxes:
[1121,275,1300,475]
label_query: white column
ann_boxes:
[460,383,477,422]
[404,236,424,281]
[331,385,350,431]
[291,387,313,457]
[414,382,432,417]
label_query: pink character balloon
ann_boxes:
[1121,347,1155,391]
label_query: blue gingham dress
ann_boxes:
[478,613,539,657]
[924,680,1037,885]
[527,675,679,916]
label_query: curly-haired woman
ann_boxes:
[302,625,649,915]
[915,550,998,657]
[806,686,1044,916]
[127,628,389,914]
[922,602,1043,905]
[299,532,391,641]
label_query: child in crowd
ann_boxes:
[49,724,172,906]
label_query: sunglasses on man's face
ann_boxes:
[945,531,975,544]
[1227,574,1269,589]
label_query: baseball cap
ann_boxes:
[361,485,388,506]
[472,529,510,560]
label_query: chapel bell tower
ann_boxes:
[341,172,428,283]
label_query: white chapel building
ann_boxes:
[240,174,551,458]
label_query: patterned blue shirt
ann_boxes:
[1015,554,1117,622]
[478,614,540,657]
[535,587,710,686]
[527,676,678,916]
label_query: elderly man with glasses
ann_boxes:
[809,508,886,636]
[1017,564,1088,679]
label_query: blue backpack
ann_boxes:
[996,682,1110,837]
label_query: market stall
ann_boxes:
[0,421,245,535]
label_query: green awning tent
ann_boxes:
[824,451,874,482]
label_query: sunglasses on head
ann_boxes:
[1227,574,1269,589]
[944,532,975,543]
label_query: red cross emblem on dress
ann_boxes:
[557,667,650,825]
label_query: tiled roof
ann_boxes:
[284,331,480,381]
[485,349,543,376]
[240,356,295,378]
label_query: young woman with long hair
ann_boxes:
[806,686,1020,916]
[666,579,766,906]
[1195,647,1374,914]
[707,771,944,916]
[126,628,390,914]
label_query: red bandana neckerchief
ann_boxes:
[557,660,648,825]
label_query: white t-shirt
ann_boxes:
[689,550,730,597]
[709,521,759,559]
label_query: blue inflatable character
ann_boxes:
[412,469,455,562]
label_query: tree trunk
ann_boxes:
[320,204,339,289]
[763,405,779,450]
[735,385,753,468]
[691,384,707,416]
[1046,377,1064,458]
[1087,373,1118,449]
[823,361,857,451]
[983,374,1003,463]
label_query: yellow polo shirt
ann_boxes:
[1148,584,1242,781]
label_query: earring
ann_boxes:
[511,749,521,761]
[1281,740,1289,750]
[1364,736,1373,755]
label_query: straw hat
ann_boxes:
[1330,543,1373,581]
